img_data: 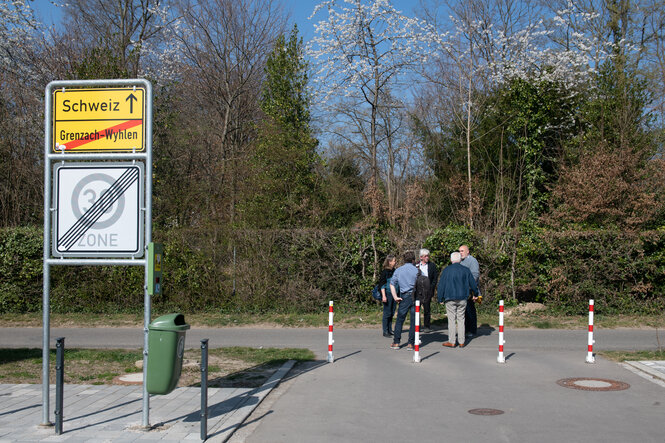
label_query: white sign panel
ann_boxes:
[53,163,144,257]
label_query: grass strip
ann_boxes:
[1,309,663,330]
[0,346,314,387]
[597,349,665,362]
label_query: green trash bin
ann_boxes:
[146,313,190,395]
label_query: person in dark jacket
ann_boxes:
[437,251,478,348]
[378,254,396,337]
[416,249,438,332]
[459,244,480,337]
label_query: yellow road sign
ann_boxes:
[52,87,145,152]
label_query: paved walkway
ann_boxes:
[624,360,665,385]
[0,361,294,442]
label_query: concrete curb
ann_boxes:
[210,359,296,442]
[623,360,665,384]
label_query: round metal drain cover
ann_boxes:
[557,378,630,391]
[468,408,504,416]
[113,373,143,385]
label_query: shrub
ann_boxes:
[0,226,42,312]
[1,225,663,315]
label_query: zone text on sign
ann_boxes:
[52,87,145,152]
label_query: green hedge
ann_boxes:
[1,225,663,315]
[0,226,393,314]
[0,226,43,312]
[420,225,665,315]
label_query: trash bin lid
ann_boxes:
[148,313,190,331]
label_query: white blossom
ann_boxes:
[0,0,43,81]
[307,0,436,106]
[428,1,604,92]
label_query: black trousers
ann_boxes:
[465,298,477,334]
[418,289,434,328]
[421,291,433,328]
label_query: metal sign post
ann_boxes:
[43,79,153,428]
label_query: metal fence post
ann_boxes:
[55,337,65,435]
[201,339,208,441]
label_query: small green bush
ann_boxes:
[0,226,42,312]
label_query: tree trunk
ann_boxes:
[466,74,473,229]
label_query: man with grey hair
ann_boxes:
[416,248,438,332]
[436,251,479,348]
[459,244,480,337]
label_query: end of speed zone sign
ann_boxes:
[52,162,144,258]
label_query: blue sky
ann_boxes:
[32,0,324,42]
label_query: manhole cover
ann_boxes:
[468,408,504,416]
[557,378,630,391]
[113,373,143,385]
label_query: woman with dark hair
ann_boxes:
[378,254,397,337]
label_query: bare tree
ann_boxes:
[169,0,286,225]
[60,0,176,78]
[309,0,433,219]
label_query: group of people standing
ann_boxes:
[377,246,480,350]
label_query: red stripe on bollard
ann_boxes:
[498,300,506,363]
[413,300,421,363]
[327,301,334,363]
[586,299,595,363]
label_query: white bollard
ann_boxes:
[327,301,334,363]
[586,299,595,364]
[497,300,506,363]
[413,300,421,363]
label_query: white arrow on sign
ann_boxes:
[53,163,144,257]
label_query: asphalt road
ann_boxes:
[244,339,665,443]
[0,326,662,355]
[2,326,663,442]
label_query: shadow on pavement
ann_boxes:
[418,324,497,348]
[208,410,274,439]
[277,350,362,385]
[67,397,141,422]
[0,403,40,417]
[180,351,363,427]
[67,408,140,433]
[420,352,440,361]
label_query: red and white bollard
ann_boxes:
[413,300,421,363]
[327,301,334,363]
[497,300,506,363]
[586,299,595,363]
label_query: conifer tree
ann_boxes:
[246,25,321,228]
